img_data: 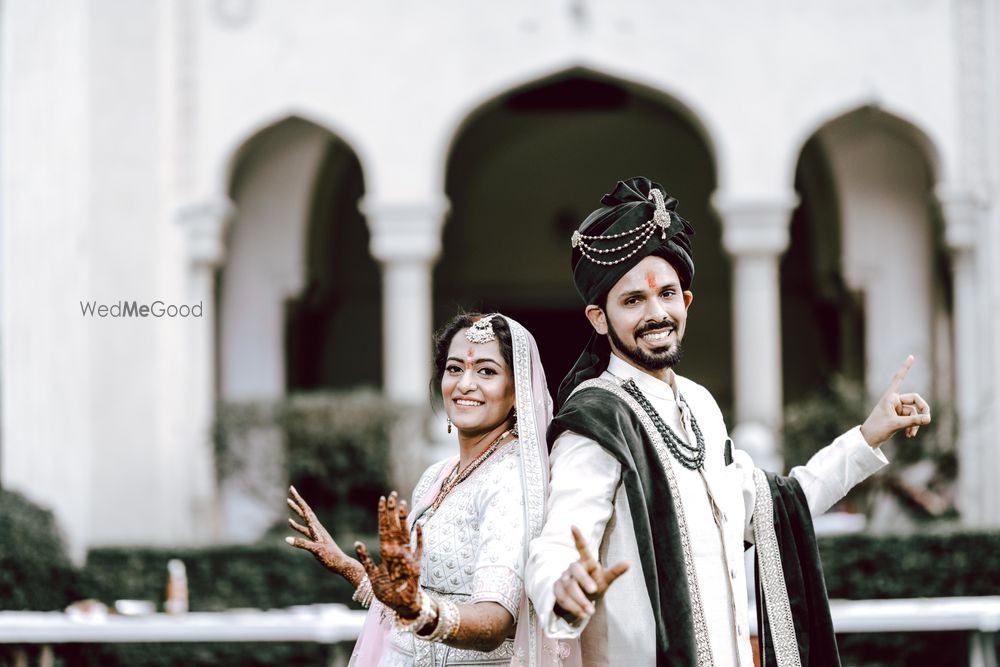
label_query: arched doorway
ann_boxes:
[784,107,949,404]
[781,133,866,401]
[216,116,379,540]
[437,69,731,412]
[782,108,952,485]
[220,116,379,401]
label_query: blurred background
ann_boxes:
[2,1,999,665]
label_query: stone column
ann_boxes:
[937,187,989,526]
[363,197,449,492]
[177,197,234,540]
[713,193,798,472]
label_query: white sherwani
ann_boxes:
[525,354,888,666]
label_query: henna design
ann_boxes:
[355,491,424,619]
[284,485,364,588]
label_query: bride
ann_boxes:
[286,313,580,666]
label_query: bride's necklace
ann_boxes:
[422,427,516,521]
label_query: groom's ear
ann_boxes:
[584,305,608,335]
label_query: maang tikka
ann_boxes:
[466,315,498,344]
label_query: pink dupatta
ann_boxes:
[348,315,580,667]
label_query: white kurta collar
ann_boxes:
[606,353,678,402]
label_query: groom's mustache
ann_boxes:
[635,319,677,337]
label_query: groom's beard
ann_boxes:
[606,317,684,371]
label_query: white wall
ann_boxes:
[4,0,998,552]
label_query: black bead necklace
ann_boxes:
[621,378,706,470]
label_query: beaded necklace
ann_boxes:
[620,377,705,470]
[423,427,515,520]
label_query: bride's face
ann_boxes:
[441,330,515,437]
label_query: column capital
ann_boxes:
[177,196,235,269]
[361,196,451,265]
[711,191,800,257]
[934,184,989,253]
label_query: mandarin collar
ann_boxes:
[606,353,678,402]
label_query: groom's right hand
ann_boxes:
[553,525,629,625]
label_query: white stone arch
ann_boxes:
[782,102,979,526]
[430,61,727,197]
[791,105,945,402]
[428,63,736,408]
[783,98,949,196]
[219,115,359,401]
[212,106,375,209]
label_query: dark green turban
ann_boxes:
[557,176,696,406]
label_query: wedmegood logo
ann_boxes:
[79,301,204,318]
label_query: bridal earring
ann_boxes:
[447,417,452,434]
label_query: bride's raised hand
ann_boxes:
[354,491,424,619]
[285,485,364,587]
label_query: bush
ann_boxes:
[279,389,394,535]
[0,488,77,611]
[783,376,870,470]
[215,388,395,538]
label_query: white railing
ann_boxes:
[750,596,1000,667]
[1,598,998,666]
[0,604,367,667]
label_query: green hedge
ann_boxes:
[28,642,333,667]
[818,530,1000,667]
[70,532,1000,666]
[2,483,998,666]
[79,543,363,612]
[0,489,78,611]
[819,530,1000,599]
[2,543,369,667]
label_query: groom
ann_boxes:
[524,177,931,665]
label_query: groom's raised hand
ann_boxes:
[860,355,931,448]
[553,525,629,625]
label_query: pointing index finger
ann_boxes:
[571,525,595,565]
[887,355,915,395]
